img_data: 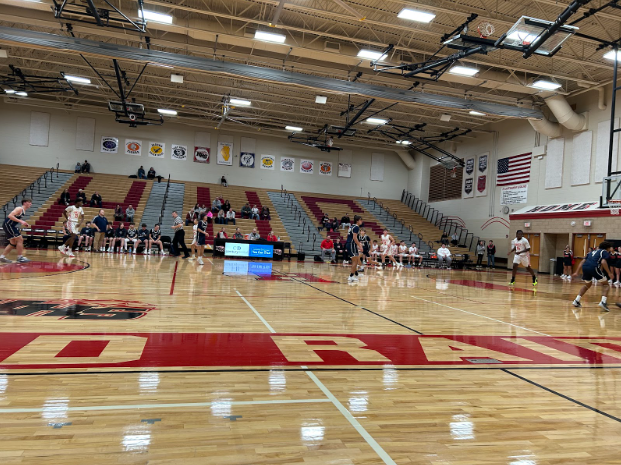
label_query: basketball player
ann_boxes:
[0,198,32,263]
[380,230,399,268]
[572,241,614,311]
[346,215,363,282]
[104,224,115,252]
[196,213,210,266]
[190,218,199,259]
[59,199,84,258]
[397,241,408,265]
[370,240,380,261]
[390,241,403,268]
[561,245,573,280]
[136,223,149,254]
[408,243,423,267]
[613,246,621,287]
[359,228,380,268]
[508,230,537,286]
[125,223,138,254]
[77,221,94,251]
[149,224,164,255]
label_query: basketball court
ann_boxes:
[1,252,620,464]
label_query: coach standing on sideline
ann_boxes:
[92,209,108,252]
[171,211,190,259]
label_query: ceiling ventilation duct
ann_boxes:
[395,149,416,170]
[544,95,587,131]
[518,100,562,138]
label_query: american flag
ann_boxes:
[496,153,532,186]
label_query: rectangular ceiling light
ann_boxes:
[170,74,184,83]
[158,109,177,116]
[469,110,486,116]
[357,49,385,60]
[4,89,16,94]
[254,30,286,44]
[64,75,91,84]
[603,50,621,62]
[139,10,173,25]
[315,96,327,104]
[397,8,435,23]
[530,79,561,90]
[230,98,251,106]
[365,117,388,125]
[449,65,478,77]
[15,91,28,97]
[285,126,303,132]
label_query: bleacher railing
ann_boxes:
[400,189,479,253]
[366,193,428,250]
[157,174,172,225]
[2,164,59,219]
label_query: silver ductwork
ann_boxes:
[518,100,562,138]
[544,95,587,131]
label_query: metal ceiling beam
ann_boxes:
[0,26,543,119]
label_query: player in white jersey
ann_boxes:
[397,241,408,264]
[59,199,84,258]
[408,243,423,267]
[370,241,380,260]
[189,218,199,259]
[380,230,401,268]
[508,230,537,286]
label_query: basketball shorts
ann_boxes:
[582,266,608,282]
[2,221,21,239]
[137,238,148,244]
[563,257,573,266]
[513,253,530,267]
[346,242,358,258]
[67,221,79,235]
[197,235,206,246]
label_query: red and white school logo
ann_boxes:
[0,299,156,320]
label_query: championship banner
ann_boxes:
[319,161,332,176]
[148,142,165,158]
[217,141,233,165]
[280,157,295,172]
[462,157,475,199]
[300,159,314,174]
[101,136,118,154]
[240,152,255,168]
[476,153,488,197]
[260,155,275,170]
[171,144,188,161]
[193,146,210,163]
[124,139,142,156]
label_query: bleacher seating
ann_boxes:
[0,164,48,208]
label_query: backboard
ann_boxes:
[500,16,578,56]
[601,174,621,209]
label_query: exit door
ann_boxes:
[573,233,606,272]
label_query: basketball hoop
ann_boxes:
[477,22,495,39]
[609,199,621,215]
[450,167,457,178]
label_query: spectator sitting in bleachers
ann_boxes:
[90,191,102,207]
[199,204,207,215]
[137,224,149,252]
[226,208,236,225]
[451,232,459,246]
[217,227,228,239]
[206,210,213,223]
[261,206,271,220]
[185,209,196,226]
[59,189,71,206]
[221,175,228,187]
[437,244,452,269]
[211,199,218,213]
[216,209,226,224]
[233,228,243,239]
[251,205,260,220]
[241,203,251,219]
[267,230,278,242]
[440,232,449,245]
[76,189,87,204]
[104,224,115,252]
[147,167,156,179]
[249,228,260,240]
[321,213,331,231]
[341,214,350,229]
[193,203,200,214]
[114,205,123,221]
[223,200,231,213]
[216,198,222,210]
[332,217,339,232]
[81,160,91,173]
[126,205,135,224]
[78,221,94,251]
[321,237,336,263]
[75,162,81,173]
[138,166,146,179]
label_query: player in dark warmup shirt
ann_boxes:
[136,224,150,254]
[125,223,138,254]
[572,241,614,312]
[149,225,165,255]
[345,215,363,283]
[0,198,32,263]
[196,214,210,266]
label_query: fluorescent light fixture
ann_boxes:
[396,140,410,145]
[449,65,478,77]
[440,114,451,122]
[315,96,327,104]
[365,117,388,125]
[230,98,251,106]
[15,91,27,97]
[254,30,286,43]
[170,74,184,83]
[469,110,486,116]
[4,89,15,94]
[64,75,91,85]
[149,62,174,69]
[157,108,177,116]
[397,8,435,23]
[0,50,7,59]
[604,50,621,61]
[530,79,562,90]
[357,49,385,60]
[285,126,303,132]
[139,10,173,25]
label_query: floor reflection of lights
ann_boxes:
[122,425,151,452]
[300,420,325,444]
[41,398,69,421]
[449,414,474,440]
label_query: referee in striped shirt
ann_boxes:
[171,211,190,258]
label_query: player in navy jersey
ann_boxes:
[196,213,210,266]
[572,241,614,311]
[345,215,363,282]
[125,223,138,254]
[0,198,32,263]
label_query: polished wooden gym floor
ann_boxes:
[1,250,621,464]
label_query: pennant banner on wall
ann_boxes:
[280,156,295,172]
[260,155,275,170]
[300,159,314,174]
[124,139,142,156]
[462,157,474,198]
[319,161,332,176]
[148,142,165,158]
[476,153,488,197]
[101,136,118,154]
[240,137,256,168]
[240,152,255,168]
[217,141,233,165]
[171,144,188,161]
[193,146,210,163]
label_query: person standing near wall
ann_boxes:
[561,245,574,280]
[476,240,486,269]
[486,240,496,269]
[171,211,190,259]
